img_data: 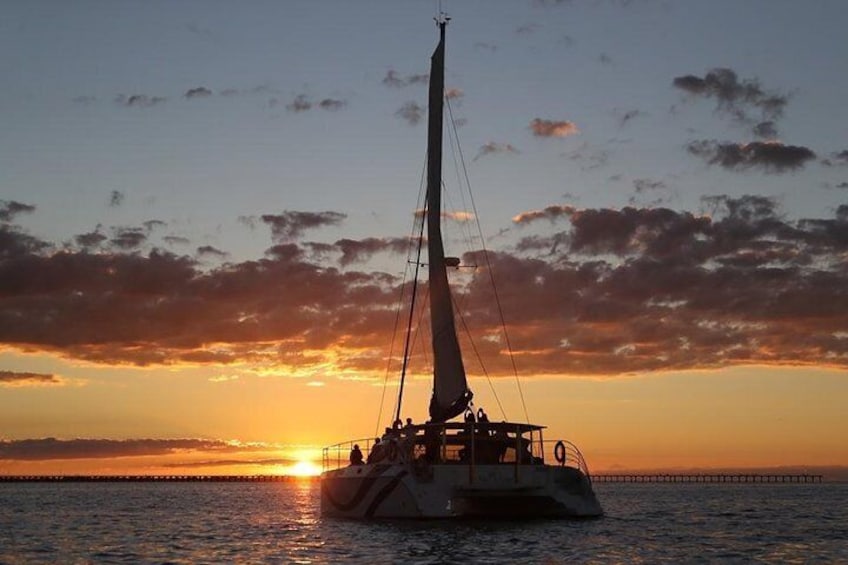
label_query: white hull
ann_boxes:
[321,462,602,519]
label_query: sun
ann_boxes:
[287,459,322,477]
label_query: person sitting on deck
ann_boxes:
[367,438,383,464]
[349,444,364,466]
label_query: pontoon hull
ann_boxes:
[320,462,602,519]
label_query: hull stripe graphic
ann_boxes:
[364,470,409,518]
[322,465,391,512]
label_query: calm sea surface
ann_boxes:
[1,481,846,564]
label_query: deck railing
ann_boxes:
[322,423,592,481]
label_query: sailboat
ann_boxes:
[320,17,603,519]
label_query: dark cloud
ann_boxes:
[687,140,816,172]
[516,23,542,34]
[382,70,428,88]
[0,201,35,222]
[74,229,107,249]
[143,220,167,232]
[109,191,125,207]
[822,150,848,167]
[2,197,847,376]
[0,438,256,461]
[197,245,228,259]
[672,68,788,124]
[163,235,191,246]
[0,371,60,386]
[318,98,346,110]
[333,237,410,266]
[0,225,50,258]
[287,94,312,112]
[615,109,643,128]
[474,142,520,161]
[687,140,816,173]
[753,121,778,139]
[116,94,166,108]
[110,227,147,250]
[633,179,667,193]
[260,211,346,242]
[185,87,213,99]
[530,118,579,138]
[395,102,424,126]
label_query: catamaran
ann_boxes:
[320,16,603,519]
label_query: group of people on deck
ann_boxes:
[349,407,536,466]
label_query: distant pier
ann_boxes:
[593,473,823,484]
[0,475,317,483]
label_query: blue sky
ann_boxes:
[4,0,847,262]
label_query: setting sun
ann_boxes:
[286,459,322,477]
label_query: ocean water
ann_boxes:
[1,481,846,564]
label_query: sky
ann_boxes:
[1,0,847,477]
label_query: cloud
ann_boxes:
[687,140,816,172]
[260,211,346,242]
[821,150,848,167]
[318,98,346,110]
[516,23,542,35]
[672,68,788,126]
[0,438,260,461]
[474,142,520,161]
[143,220,167,232]
[615,109,643,128]
[74,229,107,249]
[287,94,312,112]
[0,201,35,222]
[0,371,61,387]
[185,87,213,99]
[163,235,191,246]
[332,237,411,266]
[445,88,464,101]
[116,94,166,108]
[197,245,228,259]
[284,94,347,113]
[512,205,576,224]
[382,70,428,88]
[395,102,424,126]
[110,227,147,250]
[633,179,667,193]
[109,190,125,207]
[2,198,847,376]
[529,118,580,138]
[753,121,778,139]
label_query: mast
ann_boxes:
[426,17,472,423]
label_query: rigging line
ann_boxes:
[394,168,429,425]
[453,294,507,421]
[446,95,531,425]
[444,98,478,258]
[377,155,428,437]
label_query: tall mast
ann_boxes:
[425,17,472,423]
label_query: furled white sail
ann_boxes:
[427,23,473,423]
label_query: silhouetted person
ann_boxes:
[350,444,364,466]
[367,438,383,463]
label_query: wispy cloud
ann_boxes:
[395,102,424,126]
[530,118,580,138]
[0,371,62,387]
[474,142,520,161]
